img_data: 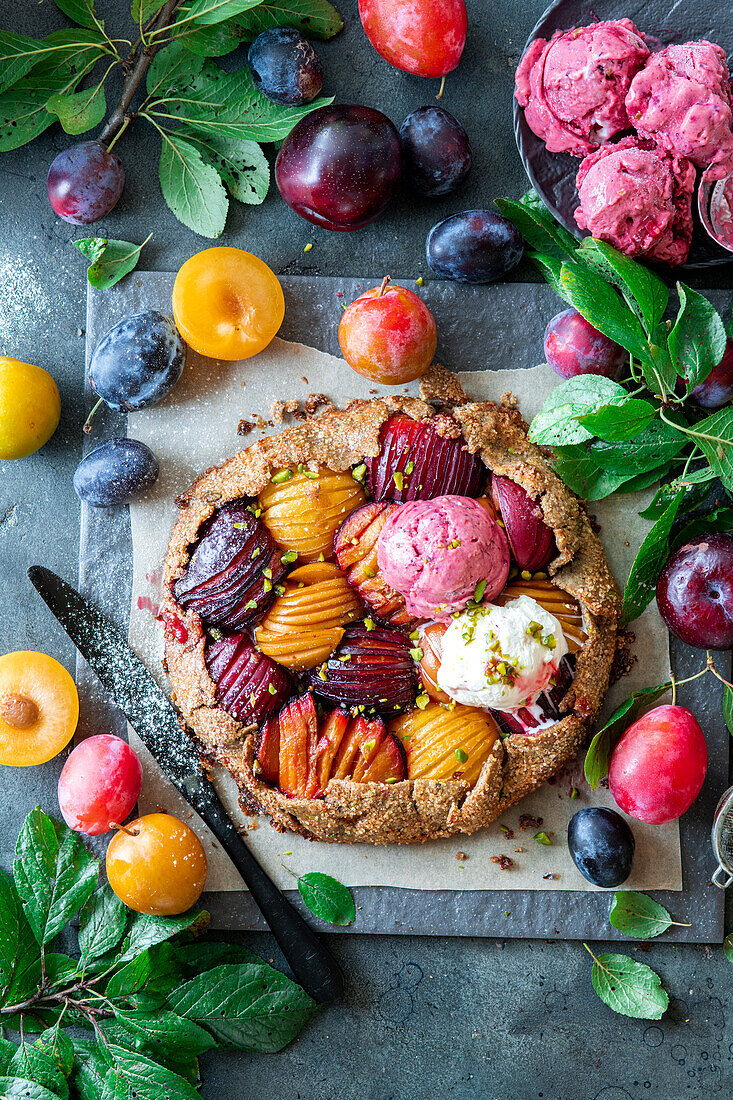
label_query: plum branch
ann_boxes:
[98,0,183,147]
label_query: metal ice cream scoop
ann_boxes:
[711,787,733,888]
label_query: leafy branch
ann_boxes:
[0,0,344,236]
[0,807,315,1099]
[497,192,733,623]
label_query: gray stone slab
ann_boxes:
[80,272,728,943]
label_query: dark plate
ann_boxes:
[513,0,733,270]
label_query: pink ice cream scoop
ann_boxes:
[515,19,649,158]
[376,495,510,622]
[626,40,733,181]
[575,135,696,266]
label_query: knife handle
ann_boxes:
[192,782,344,1005]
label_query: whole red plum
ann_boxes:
[608,704,707,824]
[338,280,437,384]
[275,105,402,231]
[358,0,467,79]
[544,308,626,379]
[656,532,733,650]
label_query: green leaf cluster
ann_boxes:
[0,0,343,235]
[498,192,733,623]
[0,807,316,1099]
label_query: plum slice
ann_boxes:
[333,501,414,625]
[309,622,419,715]
[206,633,294,726]
[175,500,289,630]
[490,475,555,572]
[278,692,319,799]
[365,413,484,503]
[255,715,280,785]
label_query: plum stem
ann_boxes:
[436,75,446,100]
[706,652,733,692]
[82,396,104,435]
[110,821,140,836]
[377,275,391,298]
[98,0,183,147]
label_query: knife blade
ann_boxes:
[28,565,344,1005]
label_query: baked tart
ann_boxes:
[161,369,620,844]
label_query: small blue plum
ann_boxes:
[47,141,124,225]
[248,27,323,105]
[426,210,523,283]
[567,807,635,888]
[73,438,159,507]
[399,107,472,196]
[88,311,186,423]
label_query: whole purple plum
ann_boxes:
[656,532,733,650]
[275,104,402,231]
[47,140,124,225]
[689,338,733,409]
[544,309,625,379]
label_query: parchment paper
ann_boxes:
[127,338,682,895]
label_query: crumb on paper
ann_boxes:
[271,399,305,424]
[301,376,308,384]
[514,846,526,853]
[491,854,514,870]
[305,392,334,416]
[237,419,253,437]
[519,813,543,831]
[455,851,468,861]
[255,415,266,429]
[499,391,519,409]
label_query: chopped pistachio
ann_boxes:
[317,666,328,681]
[454,748,468,764]
[274,584,285,596]
[409,647,424,662]
[245,599,257,610]
[281,550,298,564]
[352,463,367,482]
[268,683,277,695]
[542,632,557,650]
[385,776,398,784]
[364,617,375,631]
[534,831,552,845]
[233,521,246,529]
[570,786,579,800]
[304,242,313,252]
[520,569,532,580]
[250,546,261,559]
[473,579,487,603]
[263,567,272,579]
[415,693,429,709]
[409,630,420,641]
[404,460,415,475]
[208,626,223,641]
[263,578,272,593]
[362,740,376,755]
[271,468,293,484]
[392,471,404,490]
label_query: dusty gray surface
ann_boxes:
[0,1,732,1097]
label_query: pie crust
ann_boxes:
[161,368,621,844]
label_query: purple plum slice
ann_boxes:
[365,413,484,503]
[206,633,294,726]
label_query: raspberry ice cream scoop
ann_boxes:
[575,135,695,265]
[626,40,733,181]
[376,496,510,622]
[515,19,649,158]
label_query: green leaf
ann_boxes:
[47,80,106,134]
[35,1027,74,1079]
[167,961,315,1051]
[584,683,671,788]
[559,263,651,367]
[74,236,150,289]
[526,252,572,305]
[0,28,107,97]
[150,60,334,143]
[175,127,269,204]
[227,0,343,40]
[115,909,209,965]
[102,1045,201,1100]
[9,1042,69,1100]
[668,282,728,389]
[158,131,228,237]
[551,446,638,501]
[106,942,183,1000]
[0,55,84,152]
[672,505,733,550]
[622,490,685,624]
[0,891,42,1009]
[723,685,733,738]
[578,399,657,442]
[529,375,627,447]
[577,238,669,335]
[0,1079,65,1100]
[185,0,265,25]
[613,465,672,494]
[173,941,259,975]
[587,949,668,1020]
[13,807,99,946]
[609,891,685,939]
[495,192,578,261]
[54,0,100,30]
[297,872,355,926]
[689,407,733,494]
[132,1,164,22]
[724,933,733,964]
[592,418,687,477]
[0,869,25,998]
[106,1009,215,1061]
[145,40,205,98]
[78,886,128,965]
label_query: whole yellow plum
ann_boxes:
[0,357,61,460]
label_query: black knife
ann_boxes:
[28,565,344,1005]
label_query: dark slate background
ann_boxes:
[0,2,732,1097]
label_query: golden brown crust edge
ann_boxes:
[161,391,621,845]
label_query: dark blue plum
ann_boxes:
[567,807,635,888]
[399,107,472,196]
[248,27,323,106]
[73,438,159,507]
[426,209,523,283]
[89,311,186,414]
[47,140,124,225]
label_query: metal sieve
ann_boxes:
[711,786,733,888]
